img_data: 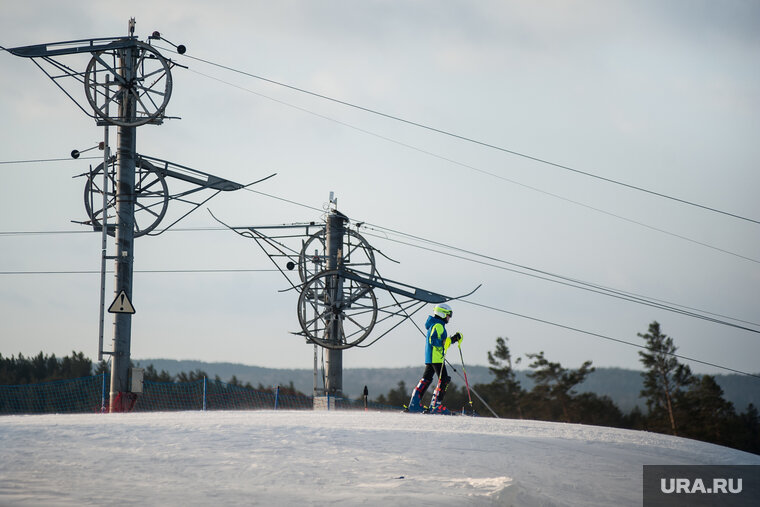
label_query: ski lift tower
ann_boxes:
[323,196,347,397]
[6,19,257,412]
[8,20,165,411]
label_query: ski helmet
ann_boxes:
[434,303,452,319]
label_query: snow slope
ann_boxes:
[1,411,757,506]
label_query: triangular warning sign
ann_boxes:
[108,290,136,314]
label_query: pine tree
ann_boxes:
[526,351,594,422]
[682,375,735,444]
[94,360,109,375]
[637,321,693,436]
[487,337,524,418]
[736,404,760,454]
[374,381,411,407]
[143,364,173,382]
[175,369,208,383]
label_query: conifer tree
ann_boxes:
[526,351,594,422]
[637,321,693,435]
[487,337,524,418]
[682,375,735,444]
[375,381,409,407]
[142,364,173,382]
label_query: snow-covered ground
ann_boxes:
[1,410,757,506]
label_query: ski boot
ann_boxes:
[405,378,431,413]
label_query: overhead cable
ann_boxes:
[358,228,760,333]
[183,67,758,265]
[0,156,101,165]
[0,268,278,275]
[461,298,760,380]
[174,49,760,226]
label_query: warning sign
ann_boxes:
[108,290,136,314]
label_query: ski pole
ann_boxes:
[444,358,499,418]
[434,348,447,409]
[458,341,474,415]
[429,341,450,412]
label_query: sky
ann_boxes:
[1,1,759,381]
[1,411,758,505]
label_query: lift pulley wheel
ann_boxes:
[84,41,173,127]
[84,157,169,237]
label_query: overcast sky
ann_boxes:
[1,1,758,380]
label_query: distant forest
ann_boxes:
[2,321,759,455]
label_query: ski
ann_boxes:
[402,404,458,415]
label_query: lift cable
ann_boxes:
[358,228,760,333]
[0,156,101,165]
[181,67,758,265]
[0,268,279,275]
[172,49,760,226]
[461,298,760,380]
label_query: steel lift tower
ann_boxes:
[8,20,261,411]
[214,194,480,406]
[323,206,347,396]
[107,24,139,411]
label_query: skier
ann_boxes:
[406,303,462,414]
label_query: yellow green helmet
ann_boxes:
[434,303,452,319]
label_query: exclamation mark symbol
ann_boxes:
[120,293,125,311]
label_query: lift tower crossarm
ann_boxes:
[137,155,247,191]
[338,269,448,304]
[7,37,139,58]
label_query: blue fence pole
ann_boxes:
[274,385,280,410]
[101,373,107,413]
[203,377,207,412]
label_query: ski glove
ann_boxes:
[450,332,463,343]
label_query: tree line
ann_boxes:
[128,364,305,396]
[0,351,93,384]
[0,353,305,397]
[375,321,760,455]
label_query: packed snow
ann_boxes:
[1,410,757,506]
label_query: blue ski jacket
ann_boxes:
[424,315,449,364]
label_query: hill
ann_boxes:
[2,411,758,505]
[136,359,760,412]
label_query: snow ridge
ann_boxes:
[1,411,757,506]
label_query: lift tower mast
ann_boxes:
[324,206,347,397]
[111,32,138,411]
